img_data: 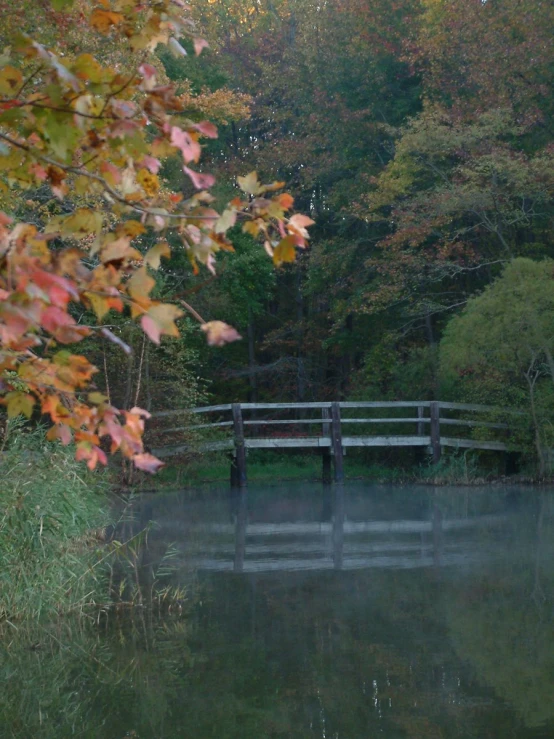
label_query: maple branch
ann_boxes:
[178,299,205,324]
[0,132,218,222]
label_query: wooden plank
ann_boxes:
[340,401,431,409]
[152,440,233,457]
[244,438,326,449]
[438,419,508,430]
[430,401,441,463]
[160,421,233,433]
[438,401,523,414]
[331,402,344,482]
[238,402,332,410]
[340,417,428,424]
[232,403,247,486]
[242,418,327,425]
[342,436,431,447]
[152,404,231,418]
[190,404,233,414]
[441,437,507,451]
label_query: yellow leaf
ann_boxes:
[273,235,296,267]
[90,9,125,34]
[127,267,155,314]
[100,237,142,264]
[48,208,103,240]
[237,171,262,196]
[6,391,34,419]
[116,220,146,239]
[215,209,237,234]
[145,241,171,270]
[141,303,183,343]
[0,66,23,96]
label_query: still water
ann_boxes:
[3,483,554,738]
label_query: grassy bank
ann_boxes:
[147,448,537,490]
[0,423,112,624]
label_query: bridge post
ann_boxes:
[430,401,441,463]
[322,407,332,483]
[331,402,344,482]
[232,403,247,486]
[417,405,425,436]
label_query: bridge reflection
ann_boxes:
[150,486,507,574]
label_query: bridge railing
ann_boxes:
[150,400,521,484]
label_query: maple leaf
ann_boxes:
[201,321,242,346]
[5,391,34,418]
[141,303,183,344]
[237,171,263,196]
[184,166,216,190]
[90,9,125,34]
[273,235,297,266]
[133,453,164,473]
[145,241,171,270]
[171,126,201,164]
[215,209,237,234]
[194,38,210,56]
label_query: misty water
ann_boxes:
[3,482,554,738]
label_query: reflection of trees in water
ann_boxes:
[446,494,554,729]
[2,492,552,738]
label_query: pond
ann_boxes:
[2,482,554,738]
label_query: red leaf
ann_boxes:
[193,38,210,56]
[171,126,201,163]
[133,453,164,473]
[141,314,161,344]
[184,166,216,190]
[193,121,218,139]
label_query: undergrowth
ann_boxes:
[0,421,187,626]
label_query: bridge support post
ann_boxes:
[430,401,441,463]
[417,405,425,436]
[331,402,344,482]
[322,407,332,483]
[232,403,247,487]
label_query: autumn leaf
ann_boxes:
[127,267,155,314]
[184,166,215,190]
[237,171,262,196]
[141,303,183,344]
[273,235,297,266]
[133,453,164,473]
[215,209,237,234]
[171,126,201,163]
[145,241,171,270]
[5,391,34,419]
[194,38,210,56]
[90,9,125,34]
[201,321,242,346]
[0,66,23,96]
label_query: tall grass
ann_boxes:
[0,421,111,623]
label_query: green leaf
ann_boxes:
[51,0,75,8]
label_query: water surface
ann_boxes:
[3,482,554,738]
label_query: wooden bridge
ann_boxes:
[151,400,520,485]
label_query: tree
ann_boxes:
[440,258,554,474]
[0,0,313,470]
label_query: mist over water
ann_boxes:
[3,482,554,738]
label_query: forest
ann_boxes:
[1,0,554,472]
[2,10,554,739]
